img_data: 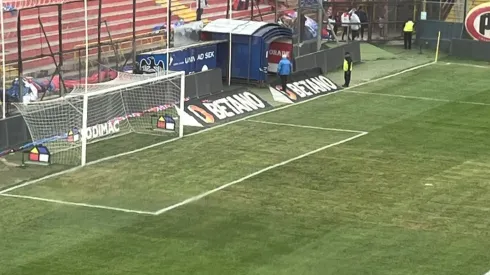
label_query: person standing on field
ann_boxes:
[342,52,353,88]
[403,18,415,49]
[277,54,292,92]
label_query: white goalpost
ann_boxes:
[14,71,185,166]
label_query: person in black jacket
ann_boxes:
[356,6,368,40]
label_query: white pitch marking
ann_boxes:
[445,62,490,69]
[246,119,367,134]
[0,193,157,215]
[154,131,368,215]
[0,62,434,196]
[0,136,181,195]
[425,183,434,186]
[484,270,490,275]
[345,90,490,107]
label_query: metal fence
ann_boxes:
[423,1,466,22]
[295,41,361,72]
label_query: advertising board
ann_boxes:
[137,43,218,75]
[183,89,271,127]
[465,3,490,42]
[267,40,293,73]
[268,67,340,104]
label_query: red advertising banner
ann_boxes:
[267,41,293,73]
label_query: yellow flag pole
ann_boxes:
[434,31,441,62]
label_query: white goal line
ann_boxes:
[0,193,157,215]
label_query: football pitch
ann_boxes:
[1,62,490,274]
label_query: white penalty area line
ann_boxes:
[345,90,490,107]
[246,119,366,134]
[443,62,490,69]
[0,193,157,215]
[154,131,368,215]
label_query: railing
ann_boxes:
[423,0,465,22]
[73,33,166,60]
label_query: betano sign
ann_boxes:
[184,90,271,125]
[465,3,490,42]
[268,67,340,104]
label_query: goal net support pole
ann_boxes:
[179,70,184,138]
[1,1,6,119]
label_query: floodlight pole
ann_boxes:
[81,0,90,166]
[0,14,6,117]
[58,4,64,96]
[97,0,102,82]
[1,0,6,119]
[17,10,22,98]
[132,0,136,70]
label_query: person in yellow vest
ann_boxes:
[403,18,415,50]
[342,52,353,88]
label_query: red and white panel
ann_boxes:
[267,39,292,73]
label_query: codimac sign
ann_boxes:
[465,3,490,42]
[268,67,340,104]
[184,90,271,126]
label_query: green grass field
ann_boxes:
[1,61,490,274]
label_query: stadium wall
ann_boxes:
[185,68,224,98]
[416,20,465,52]
[416,20,490,61]
[450,39,490,61]
[294,42,361,73]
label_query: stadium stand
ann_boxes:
[445,0,486,22]
[1,0,273,73]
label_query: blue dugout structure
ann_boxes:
[202,19,293,83]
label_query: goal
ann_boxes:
[14,71,185,166]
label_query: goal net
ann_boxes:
[14,71,185,166]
